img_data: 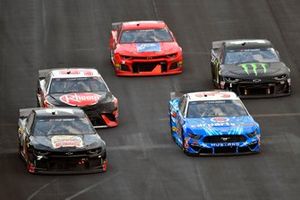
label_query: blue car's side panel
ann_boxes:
[169,98,183,148]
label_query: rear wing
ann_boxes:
[38,69,52,80]
[19,108,34,119]
[212,40,225,51]
[170,91,183,100]
[112,22,122,31]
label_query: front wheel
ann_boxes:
[182,133,195,156]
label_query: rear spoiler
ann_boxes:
[19,108,34,119]
[170,91,183,100]
[38,69,52,79]
[212,40,225,50]
[112,22,122,31]
[171,89,224,100]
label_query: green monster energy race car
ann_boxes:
[210,39,291,97]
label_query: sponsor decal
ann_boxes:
[51,135,83,149]
[209,142,239,147]
[210,117,229,123]
[191,122,236,128]
[252,79,261,83]
[239,63,269,76]
[59,93,102,107]
[172,126,178,132]
[136,43,161,52]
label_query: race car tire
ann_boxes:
[181,134,192,156]
[110,50,114,64]
[36,96,40,107]
[18,143,23,160]
[182,133,197,156]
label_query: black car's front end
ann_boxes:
[219,62,291,98]
[27,146,107,174]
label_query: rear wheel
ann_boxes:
[36,96,41,107]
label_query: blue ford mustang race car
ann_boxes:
[169,91,261,155]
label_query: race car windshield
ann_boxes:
[187,100,248,118]
[49,77,108,94]
[120,28,173,43]
[224,48,279,64]
[33,117,95,136]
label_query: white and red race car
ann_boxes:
[36,68,118,128]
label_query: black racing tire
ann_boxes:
[36,96,40,107]
[181,132,188,154]
[169,115,177,143]
[181,132,196,157]
[169,115,173,133]
[18,143,23,160]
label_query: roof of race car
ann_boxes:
[34,107,86,118]
[224,39,273,49]
[121,20,166,30]
[186,91,239,101]
[50,68,101,78]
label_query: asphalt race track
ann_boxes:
[1,0,300,199]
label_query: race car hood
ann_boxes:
[116,42,181,56]
[47,91,115,111]
[184,116,258,136]
[30,134,105,151]
[220,62,290,78]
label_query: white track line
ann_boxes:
[65,172,120,200]
[27,179,57,200]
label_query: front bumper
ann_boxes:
[221,79,291,98]
[113,56,183,76]
[184,136,260,155]
[28,151,107,174]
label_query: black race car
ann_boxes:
[18,107,107,174]
[37,68,118,128]
[210,39,291,97]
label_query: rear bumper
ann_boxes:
[222,79,291,98]
[113,56,183,76]
[83,108,119,128]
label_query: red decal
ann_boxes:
[210,117,229,123]
[102,160,107,172]
[60,93,102,107]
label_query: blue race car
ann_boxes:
[169,91,261,155]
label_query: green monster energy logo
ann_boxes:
[239,63,269,76]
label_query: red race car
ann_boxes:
[109,21,183,76]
